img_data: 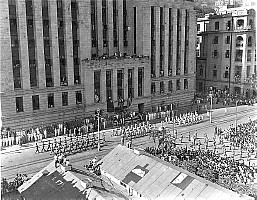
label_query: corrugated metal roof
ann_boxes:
[100,145,254,200]
[18,160,129,200]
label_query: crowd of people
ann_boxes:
[1,174,29,194]
[143,119,257,198]
[194,89,256,107]
[145,146,257,198]
[221,119,257,156]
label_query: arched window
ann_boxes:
[236,36,243,47]
[248,36,252,47]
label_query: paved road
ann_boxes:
[1,104,257,181]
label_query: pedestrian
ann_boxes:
[41,141,47,152]
[47,140,52,152]
[35,143,40,153]
[102,131,105,143]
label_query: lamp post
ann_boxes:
[235,100,238,135]
[97,108,101,151]
[209,93,213,123]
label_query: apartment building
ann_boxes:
[1,0,196,130]
[196,7,256,97]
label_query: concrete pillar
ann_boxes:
[172,8,177,77]
[107,0,114,56]
[97,0,103,56]
[49,1,60,87]
[64,0,74,86]
[155,7,160,77]
[34,0,45,88]
[17,0,30,89]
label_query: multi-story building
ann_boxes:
[1,0,196,130]
[196,7,256,97]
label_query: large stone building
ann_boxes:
[0,0,196,130]
[196,7,256,97]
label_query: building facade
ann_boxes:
[196,7,256,97]
[1,0,196,130]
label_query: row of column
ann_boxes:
[84,63,151,105]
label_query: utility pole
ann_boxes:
[97,108,101,151]
[235,100,238,135]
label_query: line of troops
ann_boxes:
[35,133,105,155]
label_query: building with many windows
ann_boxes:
[196,7,256,97]
[1,0,196,130]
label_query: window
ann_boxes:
[160,81,164,94]
[138,68,144,97]
[237,19,244,28]
[176,79,181,91]
[197,24,200,31]
[215,21,219,30]
[94,70,101,103]
[213,69,217,78]
[247,50,252,61]
[16,97,23,112]
[225,50,230,58]
[76,91,82,104]
[168,80,172,92]
[62,92,68,106]
[32,95,39,110]
[199,82,203,92]
[235,50,243,61]
[212,50,219,58]
[128,69,134,98]
[246,66,250,78]
[225,36,230,44]
[248,36,252,47]
[199,65,204,76]
[226,20,231,30]
[236,36,243,47]
[224,71,229,78]
[213,36,218,44]
[184,79,188,90]
[151,83,155,94]
[48,93,54,108]
[117,69,124,100]
[25,0,33,16]
[106,70,113,100]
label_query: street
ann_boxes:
[1,104,257,182]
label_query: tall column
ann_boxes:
[0,1,14,92]
[180,9,186,76]
[117,0,123,53]
[17,0,30,89]
[163,7,169,77]
[78,0,91,61]
[49,1,60,87]
[97,0,103,56]
[107,0,114,55]
[64,0,74,85]
[84,67,94,105]
[34,0,46,88]
[155,7,160,78]
[172,8,177,77]
[142,5,151,56]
